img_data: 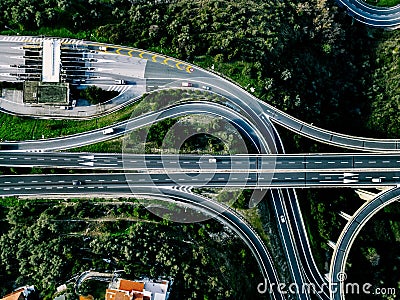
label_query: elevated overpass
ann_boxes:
[336,0,400,28]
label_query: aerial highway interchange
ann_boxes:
[1,8,400,297]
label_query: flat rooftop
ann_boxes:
[42,39,61,82]
[23,81,69,105]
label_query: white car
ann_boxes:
[280,215,286,223]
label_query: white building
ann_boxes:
[42,39,61,82]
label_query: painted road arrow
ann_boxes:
[343,173,358,177]
[79,161,95,167]
[343,179,359,184]
[80,155,95,160]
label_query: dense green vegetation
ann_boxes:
[296,189,365,272]
[346,203,400,299]
[0,102,136,141]
[366,33,400,137]
[71,138,123,153]
[0,81,23,93]
[123,114,254,155]
[0,89,213,142]
[0,0,399,298]
[0,0,399,138]
[365,0,400,6]
[71,86,119,105]
[0,199,265,300]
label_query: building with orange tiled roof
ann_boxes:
[79,295,94,300]
[119,280,144,292]
[0,289,25,300]
[106,279,169,300]
[1,286,36,300]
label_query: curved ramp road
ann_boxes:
[0,102,263,152]
[337,0,400,28]
[263,103,400,152]
[75,271,114,294]
[70,187,286,298]
[2,36,400,299]
[2,37,400,152]
[153,75,400,152]
[283,189,330,299]
[150,76,400,153]
[137,188,286,300]
[270,120,330,300]
[329,187,400,299]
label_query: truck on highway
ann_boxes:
[102,128,114,135]
[181,82,192,87]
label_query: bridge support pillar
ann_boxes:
[376,186,391,192]
[338,211,352,221]
[327,240,336,249]
[355,189,377,201]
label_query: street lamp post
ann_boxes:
[4,25,19,35]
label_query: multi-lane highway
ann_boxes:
[0,169,398,195]
[2,36,400,153]
[1,34,400,300]
[0,36,292,300]
[2,152,400,171]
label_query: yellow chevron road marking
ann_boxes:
[176,62,184,70]
[186,65,194,73]
[89,44,191,73]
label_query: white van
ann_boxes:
[102,128,114,135]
